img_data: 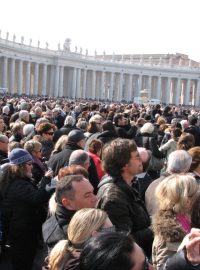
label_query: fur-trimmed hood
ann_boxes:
[153,209,186,242]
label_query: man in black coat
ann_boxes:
[97,138,153,258]
[42,175,97,251]
[47,130,86,175]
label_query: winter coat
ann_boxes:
[42,203,76,251]
[97,130,118,145]
[47,142,82,175]
[152,209,187,269]
[97,175,153,257]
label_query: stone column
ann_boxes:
[82,69,87,99]
[76,68,81,98]
[157,76,161,100]
[92,70,96,99]
[175,78,181,105]
[33,63,39,95]
[54,65,60,97]
[138,74,142,97]
[42,64,47,96]
[100,71,105,100]
[10,58,15,94]
[72,67,77,99]
[59,66,64,97]
[185,79,191,105]
[50,65,55,96]
[25,61,31,95]
[148,76,152,100]
[2,57,8,89]
[109,72,114,101]
[118,73,123,101]
[194,80,200,107]
[17,60,23,95]
[127,74,132,101]
[166,77,171,104]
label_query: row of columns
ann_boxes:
[0,56,200,106]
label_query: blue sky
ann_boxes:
[0,0,200,61]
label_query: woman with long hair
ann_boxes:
[47,208,114,270]
[152,174,199,269]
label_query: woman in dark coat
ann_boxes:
[0,148,54,270]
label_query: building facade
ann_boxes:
[0,34,200,106]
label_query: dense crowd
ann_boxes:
[0,95,200,270]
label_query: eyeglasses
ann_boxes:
[46,132,54,135]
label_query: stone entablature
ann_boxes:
[0,33,200,106]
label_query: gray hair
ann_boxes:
[64,115,76,126]
[19,110,29,120]
[69,150,89,166]
[167,150,192,173]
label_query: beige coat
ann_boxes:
[152,209,186,269]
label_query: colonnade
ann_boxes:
[0,52,200,106]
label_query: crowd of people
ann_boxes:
[0,95,200,269]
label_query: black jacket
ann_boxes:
[97,175,153,257]
[1,176,51,242]
[47,142,82,175]
[97,130,118,145]
[42,203,75,251]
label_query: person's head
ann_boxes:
[55,175,97,210]
[191,192,200,228]
[34,107,42,117]
[69,150,90,170]
[8,148,33,178]
[188,147,200,173]
[58,165,89,180]
[113,113,125,126]
[80,232,152,270]
[140,122,154,135]
[64,115,76,127]
[155,173,199,214]
[23,124,35,138]
[19,110,30,123]
[76,118,88,131]
[177,133,195,151]
[102,120,115,132]
[48,209,113,270]
[24,140,42,159]
[167,150,192,174]
[180,119,189,131]
[52,135,68,155]
[2,105,10,115]
[68,130,86,149]
[100,108,108,120]
[11,122,24,135]
[0,117,5,132]
[102,139,142,181]
[89,139,103,157]
[188,115,198,126]
[37,122,55,141]
[137,147,151,172]
[0,135,9,153]
[156,117,166,126]
[170,127,182,141]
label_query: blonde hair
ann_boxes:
[48,208,108,270]
[24,140,42,153]
[155,173,199,214]
[51,135,68,155]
